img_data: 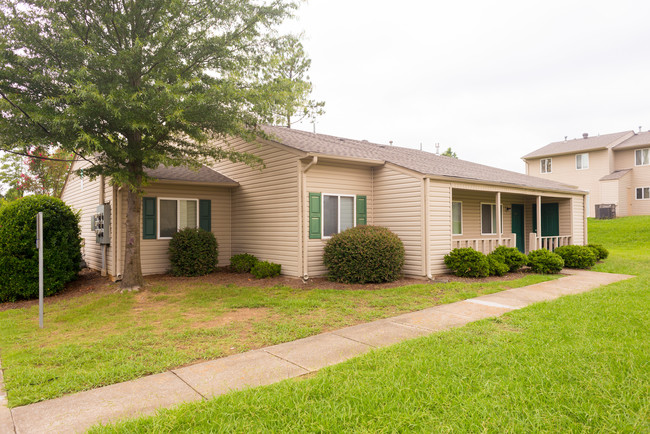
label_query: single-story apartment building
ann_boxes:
[61,126,588,280]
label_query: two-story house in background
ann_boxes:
[523,130,650,218]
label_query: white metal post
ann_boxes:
[37,212,43,329]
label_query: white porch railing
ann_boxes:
[452,235,516,255]
[528,234,572,252]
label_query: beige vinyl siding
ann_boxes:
[373,165,423,277]
[304,161,373,277]
[617,172,633,217]
[600,180,619,205]
[450,190,514,240]
[428,180,452,275]
[116,184,231,276]
[210,137,301,276]
[60,160,114,274]
[614,148,650,215]
[572,196,585,245]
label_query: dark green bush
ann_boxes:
[230,253,259,273]
[587,243,609,261]
[0,195,82,301]
[487,255,509,276]
[553,245,597,269]
[168,228,218,276]
[488,246,528,272]
[251,261,281,278]
[527,249,564,274]
[444,247,490,278]
[323,226,405,283]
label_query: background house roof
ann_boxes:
[613,131,650,150]
[145,164,237,185]
[599,169,632,181]
[262,126,584,194]
[521,131,633,159]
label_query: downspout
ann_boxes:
[99,175,107,276]
[112,185,118,280]
[301,156,318,281]
[424,178,432,279]
[115,187,123,281]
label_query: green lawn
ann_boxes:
[0,271,553,408]
[92,217,650,433]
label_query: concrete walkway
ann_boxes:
[2,270,634,434]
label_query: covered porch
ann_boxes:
[450,186,579,254]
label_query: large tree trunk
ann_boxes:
[121,185,145,290]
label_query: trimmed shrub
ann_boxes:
[323,225,405,283]
[230,253,259,273]
[488,246,528,272]
[251,261,281,278]
[0,195,82,301]
[587,243,609,261]
[488,255,510,276]
[527,249,564,274]
[168,228,218,276]
[444,247,490,278]
[553,245,597,269]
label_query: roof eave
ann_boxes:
[151,179,239,187]
[303,153,385,167]
[426,174,587,196]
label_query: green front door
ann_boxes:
[511,204,525,253]
[532,203,559,237]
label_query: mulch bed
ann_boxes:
[0,267,536,312]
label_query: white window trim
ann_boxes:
[480,202,504,235]
[452,201,463,236]
[636,187,650,200]
[635,148,650,166]
[540,158,552,174]
[576,153,589,170]
[321,193,356,239]
[157,197,199,239]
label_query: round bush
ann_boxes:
[323,226,405,283]
[251,261,281,278]
[168,228,218,276]
[553,245,597,269]
[0,195,82,301]
[488,246,527,272]
[527,249,564,274]
[444,247,490,278]
[230,253,259,273]
[487,255,509,276]
[587,244,609,261]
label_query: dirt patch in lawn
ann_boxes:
[189,307,271,329]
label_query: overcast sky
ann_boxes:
[282,0,650,173]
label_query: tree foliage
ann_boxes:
[442,147,458,158]
[0,0,299,289]
[0,147,72,196]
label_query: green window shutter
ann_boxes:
[142,197,156,239]
[199,199,211,232]
[309,192,321,239]
[356,195,367,226]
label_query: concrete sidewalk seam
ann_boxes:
[329,331,379,349]
[169,370,206,401]
[385,320,438,333]
[262,350,313,373]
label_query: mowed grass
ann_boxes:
[0,273,553,407]
[92,217,650,433]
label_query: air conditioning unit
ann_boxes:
[595,204,616,220]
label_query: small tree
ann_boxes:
[0,147,72,197]
[442,147,458,158]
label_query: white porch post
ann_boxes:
[496,192,502,245]
[536,195,542,248]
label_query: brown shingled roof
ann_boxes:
[521,131,633,159]
[145,164,237,185]
[262,126,584,195]
[613,131,650,150]
[599,169,632,181]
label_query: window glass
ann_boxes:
[179,200,197,229]
[576,153,589,169]
[452,202,462,235]
[481,204,493,234]
[340,196,354,232]
[540,158,552,173]
[323,195,339,237]
[636,149,649,166]
[160,199,177,238]
[639,187,650,200]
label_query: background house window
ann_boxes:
[159,198,198,238]
[540,158,552,173]
[481,203,503,235]
[636,149,649,166]
[452,201,462,235]
[636,187,650,200]
[323,194,354,237]
[576,153,589,170]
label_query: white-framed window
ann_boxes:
[635,148,649,166]
[636,187,650,200]
[322,194,355,238]
[540,158,552,174]
[158,198,199,239]
[452,201,462,235]
[576,153,589,170]
[481,203,504,235]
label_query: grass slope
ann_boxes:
[93,217,650,432]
